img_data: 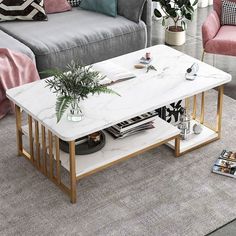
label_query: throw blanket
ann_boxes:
[0,48,40,119]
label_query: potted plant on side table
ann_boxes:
[153,0,198,46]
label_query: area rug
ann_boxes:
[0,90,236,236]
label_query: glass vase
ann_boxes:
[67,98,83,122]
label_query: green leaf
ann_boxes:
[185,12,192,20]
[181,21,186,30]
[154,9,162,18]
[192,0,198,6]
[56,96,72,123]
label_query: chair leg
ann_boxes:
[213,54,216,67]
[201,50,205,62]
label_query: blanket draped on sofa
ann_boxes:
[0,48,40,119]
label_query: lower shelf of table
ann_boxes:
[167,120,218,153]
[58,117,179,178]
[21,118,218,179]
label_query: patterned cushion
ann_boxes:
[222,0,236,25]
[0,0,47,22]
[68,0,81,7]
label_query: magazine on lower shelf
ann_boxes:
[212,150,236,179]
[106,122,154,139]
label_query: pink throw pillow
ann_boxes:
[44,0,72,14]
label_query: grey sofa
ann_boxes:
[0,1,152,76]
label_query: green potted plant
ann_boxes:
[153,0,198,46]
[45,61,119,123]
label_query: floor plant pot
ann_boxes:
[165,26,186,46]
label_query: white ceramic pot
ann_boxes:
[165,27,186,46]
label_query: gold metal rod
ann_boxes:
[200,92,205,124]
[192,95,197,119]
[41,125,47,174]
[76,135,179,180]
[175,136,181,158]
[216,85,224,137]
[15,105,23,156]
[185,97,190,113]
[48,131,53,179]
[55,137,61,184]
[69,141,77,204]
[35,120,40,168]
[201,50,205,62]
[28,115,34,163]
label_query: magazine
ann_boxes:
[106,122,154,139]
[112,110,159,132]
[212,150,236,179]
[93,61,136,85]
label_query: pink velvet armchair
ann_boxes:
[202,0,236,61]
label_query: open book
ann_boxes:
[93,61,136,85]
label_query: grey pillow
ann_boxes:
[117,0,146,23]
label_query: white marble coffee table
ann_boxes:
[7,45,231,203]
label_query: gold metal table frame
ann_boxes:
[14,85,224,203]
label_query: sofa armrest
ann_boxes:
[141,0,152,47]
[202,10,221,48]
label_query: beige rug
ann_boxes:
[0,90,236,236]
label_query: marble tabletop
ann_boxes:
[7,45,232,141]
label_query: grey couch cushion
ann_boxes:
[0,30,35,61]
[0,8,147,73]
[118,0,146,23]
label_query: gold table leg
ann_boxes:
[69,141,77,204]
[216,85,224,138]
[15,105,23,156]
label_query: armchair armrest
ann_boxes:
[141,0,152,47]
[202,10,221,48]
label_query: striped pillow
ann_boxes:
[222,0,236,25]
[0,0,47,22]
[68,0,81,7]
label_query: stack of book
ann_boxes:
[106,110,159,139]
[212,150,236,179]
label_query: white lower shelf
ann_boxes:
[59,117,179,177]
[167,120,218,153]
[22,117,179,178]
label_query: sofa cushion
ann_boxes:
[68,0,81,7]
[118,0,146,23]
[205,25,236,56]
[0,8,147,73]
[221,0,236,25]
[0,0,47,22]
[0,30,35,61]
[80,0,117,17]
[45,0,72,14]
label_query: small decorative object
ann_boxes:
[163,100,183,125]
[185,63,199,81]
[146,52,151,60]
[88,132,102,146]
[44,61,119,123]
[146,65,157,73]
[193,123,202,134]
[153,0,198,46]
[177,107,191,140]
[140,55,152,64]
[60,131,106,155]
[134,64,146,69]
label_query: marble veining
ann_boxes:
[7,45,232,141]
